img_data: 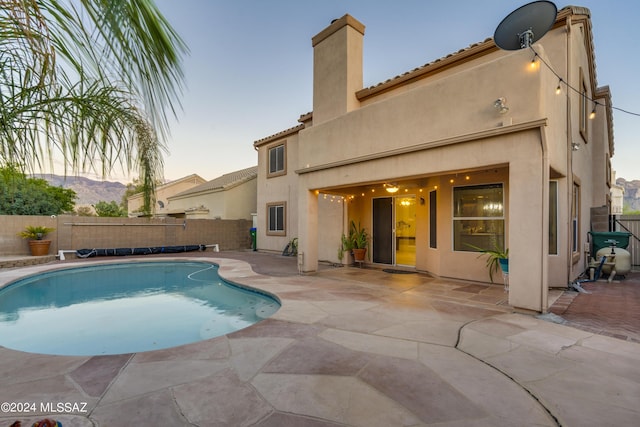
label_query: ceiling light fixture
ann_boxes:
[384,183,399,193]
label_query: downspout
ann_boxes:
[565,17,574,288]
[540,127,549,313]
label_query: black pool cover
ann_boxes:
[76,244,205,258]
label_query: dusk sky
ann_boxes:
[147,0,639,183]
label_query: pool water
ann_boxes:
[0,262,280,356]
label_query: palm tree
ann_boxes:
[0,0,187,212]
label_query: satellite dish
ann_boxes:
[494,1,558,50]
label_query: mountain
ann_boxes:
[616,178,640,212]
[32,174,127,205]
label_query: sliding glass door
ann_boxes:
[372,196,416,266]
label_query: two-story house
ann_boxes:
[254,6,613,312]
[127,174,207,217]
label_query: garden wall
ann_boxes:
[0,215,253,256]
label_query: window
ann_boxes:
[429,190,437,248]
[571,181,580,256]
[268,143,286,177]
[549,181,558,255]
[453,184,505,252]
[267,202,286,235]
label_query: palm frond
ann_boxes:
[0,0,185,204]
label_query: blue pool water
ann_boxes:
[0,262,280,356]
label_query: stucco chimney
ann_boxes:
[311,14,365,125]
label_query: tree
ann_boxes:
[122,177,164,215]
[94,200,125,217]
[0,0,187,204]
[0,165,76,215]
[75,205,96,216]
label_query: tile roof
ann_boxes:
[254,6,595,143]
[253,123,305,147]
[169,166,257,199]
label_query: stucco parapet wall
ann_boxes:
[295,118,548,175]
[311,14,365,47]
[356,38,497,101]
[356,5,592,102]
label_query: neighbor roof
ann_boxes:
[169,166,257,199]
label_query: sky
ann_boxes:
[142,0,639,183]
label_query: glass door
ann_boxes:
[395,196,416,266]
[372,195,416,266]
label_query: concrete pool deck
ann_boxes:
[0,252,639,426]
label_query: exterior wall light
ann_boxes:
[494,97,509,114]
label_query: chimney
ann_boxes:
[311,14,365,125]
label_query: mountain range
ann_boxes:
[32,174,127,205]
[616,178,640,212]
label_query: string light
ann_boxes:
[555,78,562,95]
[528,51,539,70]
[530,46,640,117]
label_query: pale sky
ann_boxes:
[147,0,639,183]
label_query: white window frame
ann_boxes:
[452,183,505,252]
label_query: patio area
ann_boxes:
[0,251,639,426]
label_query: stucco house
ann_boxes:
[253,7,614,312]
[127,174,206,217]
[166,166,257,220]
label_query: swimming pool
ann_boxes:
[0,261,280,356]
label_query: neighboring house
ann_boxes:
[254,7,614,312]
[128,174,207,217]
[610,171,624,216]
[167,166,257,220]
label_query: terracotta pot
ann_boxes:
[29,240,51,256]
[352,248,367,262]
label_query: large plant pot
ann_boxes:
[29,240,51,256]
[352,248,367,262]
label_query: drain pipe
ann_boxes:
[540,127,550,314]
[565,16,574,291]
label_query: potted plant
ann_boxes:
[467,243,508,283]
[349,220,370,262]
[18,225,55,256]
[338,220,370,263]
